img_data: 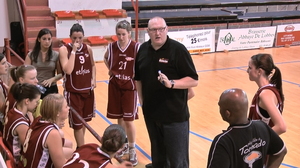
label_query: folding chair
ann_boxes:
[0,136,15,168]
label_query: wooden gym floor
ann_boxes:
[59,46,300,168]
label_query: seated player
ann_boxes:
[3,83,41,164]
[18,94,73,168]
[63,124,133,168]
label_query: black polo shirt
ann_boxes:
[134,36,198,123]
[207,120,285,168]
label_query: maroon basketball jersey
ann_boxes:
[63,143,111,168]
[19,116,60,168]
[3,108,30,164]
[63,43,93,93]
[107,40,140,90]
[249,84,283,127]
[5,92,15,114]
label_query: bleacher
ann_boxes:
[123,0,300,27]
[123,0,300,11]
[5,0,300,65]
[128,10,239,27]
[238,10,300,22]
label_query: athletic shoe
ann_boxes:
[123,143,129,155]
[129,148,138,166]
[145,163,152,168]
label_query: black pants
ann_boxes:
[144,119,190,168]
[41,84,59,99]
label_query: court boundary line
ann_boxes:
[95,110,152,161]
[196,60,300,87]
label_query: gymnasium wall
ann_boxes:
[49,0,122,12]
[0,0,122,49]
[0,0,18,49]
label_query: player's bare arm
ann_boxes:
[88,45,96,89]
[59,45,76,75]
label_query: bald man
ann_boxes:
[207,88,287,168]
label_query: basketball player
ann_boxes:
[247,53,286,135]
[59,23,96,148]
[1,65,39,128]
[18,94,72,168]
[207,88,287,168]
[63,124,133,168]
[104,20,139,166]
[3,83,41,164]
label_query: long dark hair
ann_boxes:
[30,28,53,63]
[70,23,84,36]
[10,82,41,102]
[0,53,5,61]
[251,53,284,101]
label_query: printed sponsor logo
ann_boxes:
[159,58,168,63]
[125,57,134,61]
[244,151,262,167]
[220,33,235,45]
[76,66,90,75]
[115,74,131,80]
[284,25,295,32]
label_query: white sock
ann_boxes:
[129,142,135,148]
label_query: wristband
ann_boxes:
[71,51,76,55]
[170,80,175,89]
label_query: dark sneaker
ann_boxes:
[145,163,152,168]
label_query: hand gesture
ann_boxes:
[41,77,55,87]
[158,70,172,88]
[72,42,80,51]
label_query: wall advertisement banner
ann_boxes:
[216,27,276,51]
[145,29,215,54]
[276,24,300,46]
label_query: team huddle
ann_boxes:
[0,16,287,168]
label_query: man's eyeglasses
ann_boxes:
[148,27,166,33]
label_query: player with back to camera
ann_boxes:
[63,124,133,168]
